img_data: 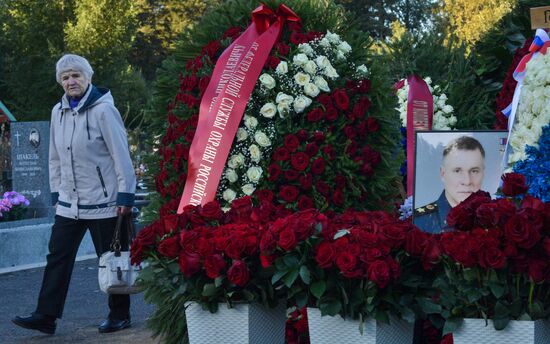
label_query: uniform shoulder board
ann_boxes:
[414,202,438,216]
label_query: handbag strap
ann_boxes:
[110,213,137,256]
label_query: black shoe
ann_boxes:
[98,318,131,333]
[12,313,56,334]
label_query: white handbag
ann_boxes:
[98,214,142,294]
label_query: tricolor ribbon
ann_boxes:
[501,29,549,170]
[178,4,299,213]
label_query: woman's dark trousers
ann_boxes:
[35,215,130,320]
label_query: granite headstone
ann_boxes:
[10,121,52,218]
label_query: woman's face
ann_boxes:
[60,70,89,98]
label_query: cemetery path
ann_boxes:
[0,259,159,343]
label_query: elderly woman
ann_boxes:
[12,54,136,334]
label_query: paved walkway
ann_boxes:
[0,259,160,343]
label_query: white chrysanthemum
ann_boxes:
[254,131,271,147]
[259,102,277,118]
[293,95,312,113]
[223,189,237,202]
[225,168,238,183]
[249,144,261,163]
[294,72,311,86]
[246,166,262,182]
[236,127,248,141]
[259,73,276,89]
[276,61,288,74]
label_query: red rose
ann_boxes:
[273,147,290,161]
[135,223,160,246]
[284,169,300,181]
[290,152,310,171]
[313,131,325,143]
[501,172,529,196]
[204,254,227,279]
[225,238,246,259]
[317,94,333,108]
[178,251,201,277]
[289,31,308,45]
[310,157,325,175]
[278,228,297,250]
[260,254,275,268]
[521,195,545,211]
[543,238,550,257]
[276,42,290,56]
[366,117,379,132]
[223,26,242,39]
[528,258,548,283]
[505,214,541,249]
[315,242,335,268]
[266,56,280,69]
[322,145,335,159]
[305,143,319,157]
[158,235,181,258]
[332,89,349,110]
[336,251,357,273]
[284,134,301,152]
[307,108,324,122]
[299,174,313,190]
[255,189,274,203]
[479,246,506,269]
[332,189,344,206]
[227,260,250,287]
[446,203,474,231]
[296,129,308,141]
[297,195,314,210]
[198,76,210,95]
[200,200,223,220]
[440,334,453,344]
[279,185,299,202]
[162,214,180,234]
[231,196,253,215]
[367,260,391,288]
[357,79,371,93]
[315,181,330,197]
[268,163,282,181]
[422,236,441,269]
[325,107,338,121]
[260,230,278,252]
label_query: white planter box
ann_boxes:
[453,318,550,344]
[185,302,286,344]
[307,308,414,344]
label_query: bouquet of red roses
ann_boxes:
[432,173,550,333]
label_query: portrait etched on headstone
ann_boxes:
[29,128,40,148]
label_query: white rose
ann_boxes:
[227,153,245,169]
[276,61,288,74]
[449,116,457,126]
[336,50,346,61]
[304,83,320,97]
[259,73,276,89]
[355,64,368,76]
[436,98,446,108]
[236,127,248,142]
[223,188,237,202]
[293,95,312,113]
[325,30,341,44]
[323,65,339,79]
[303,60,317,75]
[314,76,330,92]
[225,168,238,183]
[293,53,309,66]
[424,77,432,85]
[246,166,262,182]
[298,43,314,56]
[276,92,294,105]
[254,131,271,147]
[244,115,258,129]
[260,102,277,118]
[241,184,255,196]
[442,105,454,114]
[294,72,311,86]
[319,37,331,47]
[337,41,352,54]
[277,103,290,117]
[249,144,261,163]
[315,55,331,69]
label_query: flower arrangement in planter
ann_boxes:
[0,191,30,221]
[431,173,550,334]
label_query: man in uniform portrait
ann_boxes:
[414,136,486,233]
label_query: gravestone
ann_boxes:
[10,121,52,218]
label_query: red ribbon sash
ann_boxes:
[178,5,299,213]
[406,75,433,197]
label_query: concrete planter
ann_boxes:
[185,302,286,344]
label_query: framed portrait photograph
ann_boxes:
[413,130,508,233]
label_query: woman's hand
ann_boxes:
[117,206,132,216]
